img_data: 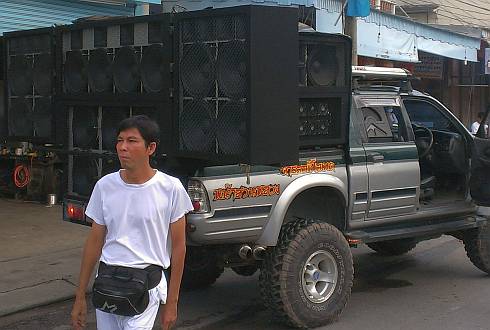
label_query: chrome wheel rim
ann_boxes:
[301,250,338,303]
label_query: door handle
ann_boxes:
[369,154,384,163]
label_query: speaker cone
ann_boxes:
[9,98,33,136]
[73,108,98,149]
[141,44,165,93]
[180,101,214,153]
[73,157,98,196]
[32,98,52,138]
[180,43,215,99]
[182,18,214,42]
[64,51,87,93]
[217,40,247,100]
[8,55,33,96]
[216,102,246,155]
[113,47,140,93]
[306,45,338,87]
[102,108,128,151]
[88,48,113,93]
[33,53,52,96]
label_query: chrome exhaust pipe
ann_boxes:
[238,245,253,260]
[252,246,266,260]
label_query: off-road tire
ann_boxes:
[367,238,417,256]
[259,219,353,328]
[232,265,258,276]
[463,223,490,275]
[182,246,224,290]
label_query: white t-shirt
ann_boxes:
[85,169,194,302]
[470,121,489,135]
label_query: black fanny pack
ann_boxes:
[92,262,164,316]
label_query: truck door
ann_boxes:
[470,113,490,206]
[356,97,419,219]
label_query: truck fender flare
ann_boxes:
[256,174,347,246]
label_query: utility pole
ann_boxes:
[344,15,358,65]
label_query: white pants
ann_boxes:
[96,287,160,330]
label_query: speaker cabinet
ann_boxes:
[68,154,120,197]
[4,28,57,142]
[174,6,299,165]
[67,103,165,154]
[58,15,172,102]
[298,33,352,148]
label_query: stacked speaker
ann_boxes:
[174,6,299,164]
[4,28,57,142]
[298,33,352,148]
[58,15,171,196]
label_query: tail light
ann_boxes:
[63,200,91,224]
[187,180,210,213]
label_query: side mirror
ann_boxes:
[476,106,490,138]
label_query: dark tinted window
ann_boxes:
[361,105,409,143]
[404,100,453,131]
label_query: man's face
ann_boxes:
[116,128,156,170]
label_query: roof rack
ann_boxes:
[352,66,414,93]
[352,66,412,80]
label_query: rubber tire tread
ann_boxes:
[182,248,224,290]
[259,219,353,328]
[463,222,490,275]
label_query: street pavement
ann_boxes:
[1,199,489,329]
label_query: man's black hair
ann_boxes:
[117,115,160,147]
[478,112,485,119]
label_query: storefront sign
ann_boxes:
[414,53,444,79]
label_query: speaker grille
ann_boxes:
[299,99,340,138]
[72,156,99,196]
[177,14,250,158]
[217,40,247,100]
[216,101,247,155]
[9,98,33,136]
[73,107,98,149]
[87,48,113,93]
[113,47,141,93]
[5,29,56,141]
[180,43,215,99]
[32,97,52,138]
[8,55,33,96]
[102,107,130,151]
[33,54,52,96]
[180,100,214,153]
[64,50,88,94]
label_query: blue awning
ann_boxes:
[162,0,481,62]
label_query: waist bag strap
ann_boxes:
[98,262,164,289]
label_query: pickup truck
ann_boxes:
[180,67,490,328]
[63,65,490,329]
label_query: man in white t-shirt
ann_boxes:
[470,112,488,136]
[71,115,193,330]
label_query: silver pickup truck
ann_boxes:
[182,67,490,328]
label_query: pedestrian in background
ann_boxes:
[470,112,488,136]
[70,115,193,330]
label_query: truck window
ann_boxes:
[403,100,454,131]
[361,106,408,143]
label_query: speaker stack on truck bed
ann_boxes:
[298,33,352,148]
[57,15,172,196]
[174,6,299,165]
[3,28,62,143]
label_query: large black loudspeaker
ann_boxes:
[69,154,120,196]
[69,105,160,152]
[59,15,171,101]
[4,28,58,141]
[174,6,299,165]
[298,33,352,148]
